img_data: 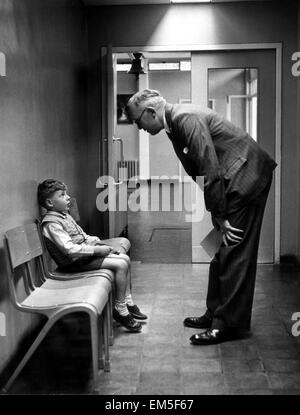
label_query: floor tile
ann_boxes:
[180,358,222,373]
[224,372,270,389]
[221,358,265,373]
[180,373,226,390]
[263,358,300,373]
[268,373,300,389]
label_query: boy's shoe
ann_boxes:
[113,308,142,332]
[127,304,148,320]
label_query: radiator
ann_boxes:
[117,160,139,181]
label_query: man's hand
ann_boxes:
[215,218,244,247]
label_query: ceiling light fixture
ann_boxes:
[170,0,212,3]
[128,53,146,79]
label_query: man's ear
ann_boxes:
[147,107,156,118]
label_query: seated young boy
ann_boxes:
[37,179,147,333]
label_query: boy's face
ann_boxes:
[47,189,70,213]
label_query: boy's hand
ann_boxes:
[94,245,114,257]
[111,248,121,255]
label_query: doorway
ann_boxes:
[109,45,281,264]
[115,52,192,263]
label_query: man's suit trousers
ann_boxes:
[206,177,273,330]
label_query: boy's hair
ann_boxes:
[37,179,67,208]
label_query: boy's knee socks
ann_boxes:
[125,293,134,306]
[115,299,129,316]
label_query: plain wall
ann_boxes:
[87,1,300,259]
[0,0,88,377]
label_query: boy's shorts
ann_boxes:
[58,256,104,273]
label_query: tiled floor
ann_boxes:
[3,195,300,395]
[5,262,300,395]
[129,218,191,263]
[128,194,192,263]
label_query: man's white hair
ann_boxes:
[127,89,166,111]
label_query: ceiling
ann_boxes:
[82,0,273,5]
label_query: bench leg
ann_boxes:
[108,290,114,346]
[3,317,55,392]
[98,316,104,370]
[103,302,110,372]
[90,313,99,391]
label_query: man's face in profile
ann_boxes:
[127,105,162,136]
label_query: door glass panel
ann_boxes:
[208,68,258,140]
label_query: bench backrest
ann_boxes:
[4,223,46,308]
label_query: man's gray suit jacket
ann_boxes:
[164,103,277,220]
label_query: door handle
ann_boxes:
[113,137,124,164]
[113,137,124,185]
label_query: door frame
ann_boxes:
[0,51,5,76]
[112,43,282,263]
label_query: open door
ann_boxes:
[191,49,276,263]
[97,45,128,238]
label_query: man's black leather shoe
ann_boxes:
[183,315,212,329]
[190,328,237,345]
